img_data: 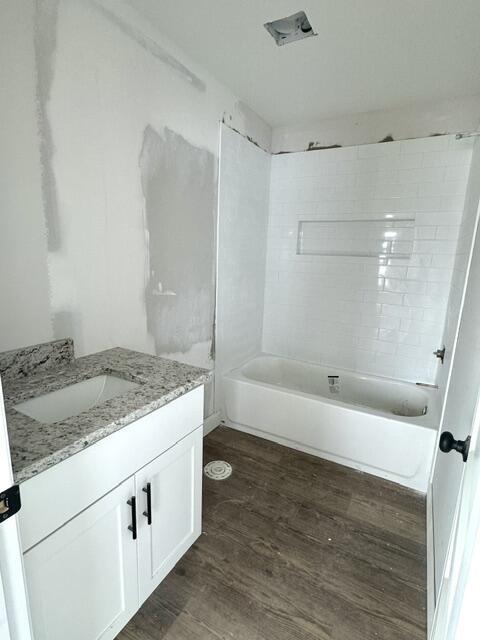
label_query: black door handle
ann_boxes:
[142,482,152,525]
[439,431,471,462]
[127,496,137,539]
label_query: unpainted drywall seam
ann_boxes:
[34,0,61,252]
[90,0,205,92]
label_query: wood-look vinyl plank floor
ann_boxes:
[117,426,427,640]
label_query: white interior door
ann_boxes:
[0,379,32,640]
[431,385,480,640]
[431,190,480,599]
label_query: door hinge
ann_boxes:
[0,484,21,524]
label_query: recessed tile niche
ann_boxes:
[297,218,415,259]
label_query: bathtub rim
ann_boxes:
[225,352,440,431]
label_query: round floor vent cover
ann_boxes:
[204,460,232,480]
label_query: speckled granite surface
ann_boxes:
[3,348,211,484]
[0,338,74,384]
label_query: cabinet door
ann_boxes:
[23,477,138,640]
[136,427,203,604]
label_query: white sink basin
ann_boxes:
[14,375,139,425]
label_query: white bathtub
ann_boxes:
[223,354,438,492]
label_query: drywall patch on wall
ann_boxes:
[91,0,205,92]
[140,125,216,361]
[34,0,62,251]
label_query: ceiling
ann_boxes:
[129,0,480,127]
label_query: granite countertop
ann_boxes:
[3,347,211,484]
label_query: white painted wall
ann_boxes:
[0,0,270,397]
[46,0,270,365]
[3,0,479,418]
[215,125,270,413]
[263,135,473,383]
[272,95,480,154]
[0,1,53,351]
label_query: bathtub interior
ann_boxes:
[239,355,434,421]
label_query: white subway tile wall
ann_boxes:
[263,135,474,383]
[216,125,271,409]
[297,218,415,258]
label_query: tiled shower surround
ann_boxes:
[262,135,474,383]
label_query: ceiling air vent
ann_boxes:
[264,11,317,46]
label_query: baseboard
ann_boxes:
[203,412,221,436]
[427,481,435,638]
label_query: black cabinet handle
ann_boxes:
[127,496,137,540]
[142,482,152,525]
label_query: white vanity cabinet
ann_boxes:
[23,477,138,640]
[19,386,204,640]
[136,427,202,604]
